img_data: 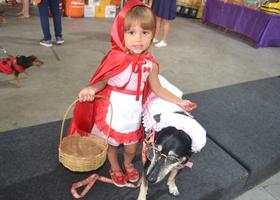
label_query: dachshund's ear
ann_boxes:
[153,114,161,122]
[16,55,26,60]
[16,56,26,64]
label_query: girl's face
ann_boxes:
[124,21,153,55]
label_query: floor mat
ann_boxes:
[185,76,280,188]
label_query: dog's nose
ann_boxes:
[146,165,162,184]
[146,174,157,184]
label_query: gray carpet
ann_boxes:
[185,76,280,189]
[1,77,280,200]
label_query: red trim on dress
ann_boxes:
[94,86,143,145]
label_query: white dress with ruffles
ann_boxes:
[91,59,153,146]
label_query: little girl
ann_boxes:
[68,0,194,187]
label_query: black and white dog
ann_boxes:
[137,76,206,200]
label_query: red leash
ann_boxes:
[71,130,153,198]
[71,173,142,198]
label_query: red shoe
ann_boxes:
[109,169,127,187]
[123,163,139,183]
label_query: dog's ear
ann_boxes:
[27,56,37,62]
[16,56,27,66]
[153,114,161,122]
[16,56,37,68]
[16,55,26,61]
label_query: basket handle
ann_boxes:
[60,95,113,143]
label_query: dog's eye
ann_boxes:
[154,149,160,154]
[154,149,162,157]
[147,147,162,161]
[166,156,179,163]
[147,147,159,159]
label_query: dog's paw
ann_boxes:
[137,196,146,200]
[169,185,180,196]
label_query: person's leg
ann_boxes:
[123,143,139,182]
[38,0,51,40]
[107,144,127,186]
[153,16,161,42]
[123,143,138,166]
[162,19,170,42]
[108,145,121,172]
[17,1,23,16]
[21,0,29,18]
[49,0,62,38]
[155,18,169,47]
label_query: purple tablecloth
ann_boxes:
[202,0,280,48]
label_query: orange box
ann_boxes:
[110,0,120,6]
[100,0,110,5]
[95,5,105,17]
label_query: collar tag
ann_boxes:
[185,161,193,168]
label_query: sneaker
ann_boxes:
[153,38,159,43]
[154,40,167,47]
[40,40,52,47]
[109,168,127,187]
[55,36,64,45]
[123,163,139,183]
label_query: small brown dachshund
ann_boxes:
[0,55,44,87]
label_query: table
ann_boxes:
[202,0,280,48]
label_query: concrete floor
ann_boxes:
[0,5,280,200]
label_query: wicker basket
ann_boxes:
[59,95,113,172]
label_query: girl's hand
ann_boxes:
[78,86,96,102]
[177,100,197,112]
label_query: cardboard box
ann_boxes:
[105,5,116,18]
[95,5,105,17]
[110,0,120,7]
[84,5,95,17]
[88,0,100,6]
[100,0,110,5]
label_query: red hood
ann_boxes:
[89,0,158,85]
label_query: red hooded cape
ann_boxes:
[67,0,158,136]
